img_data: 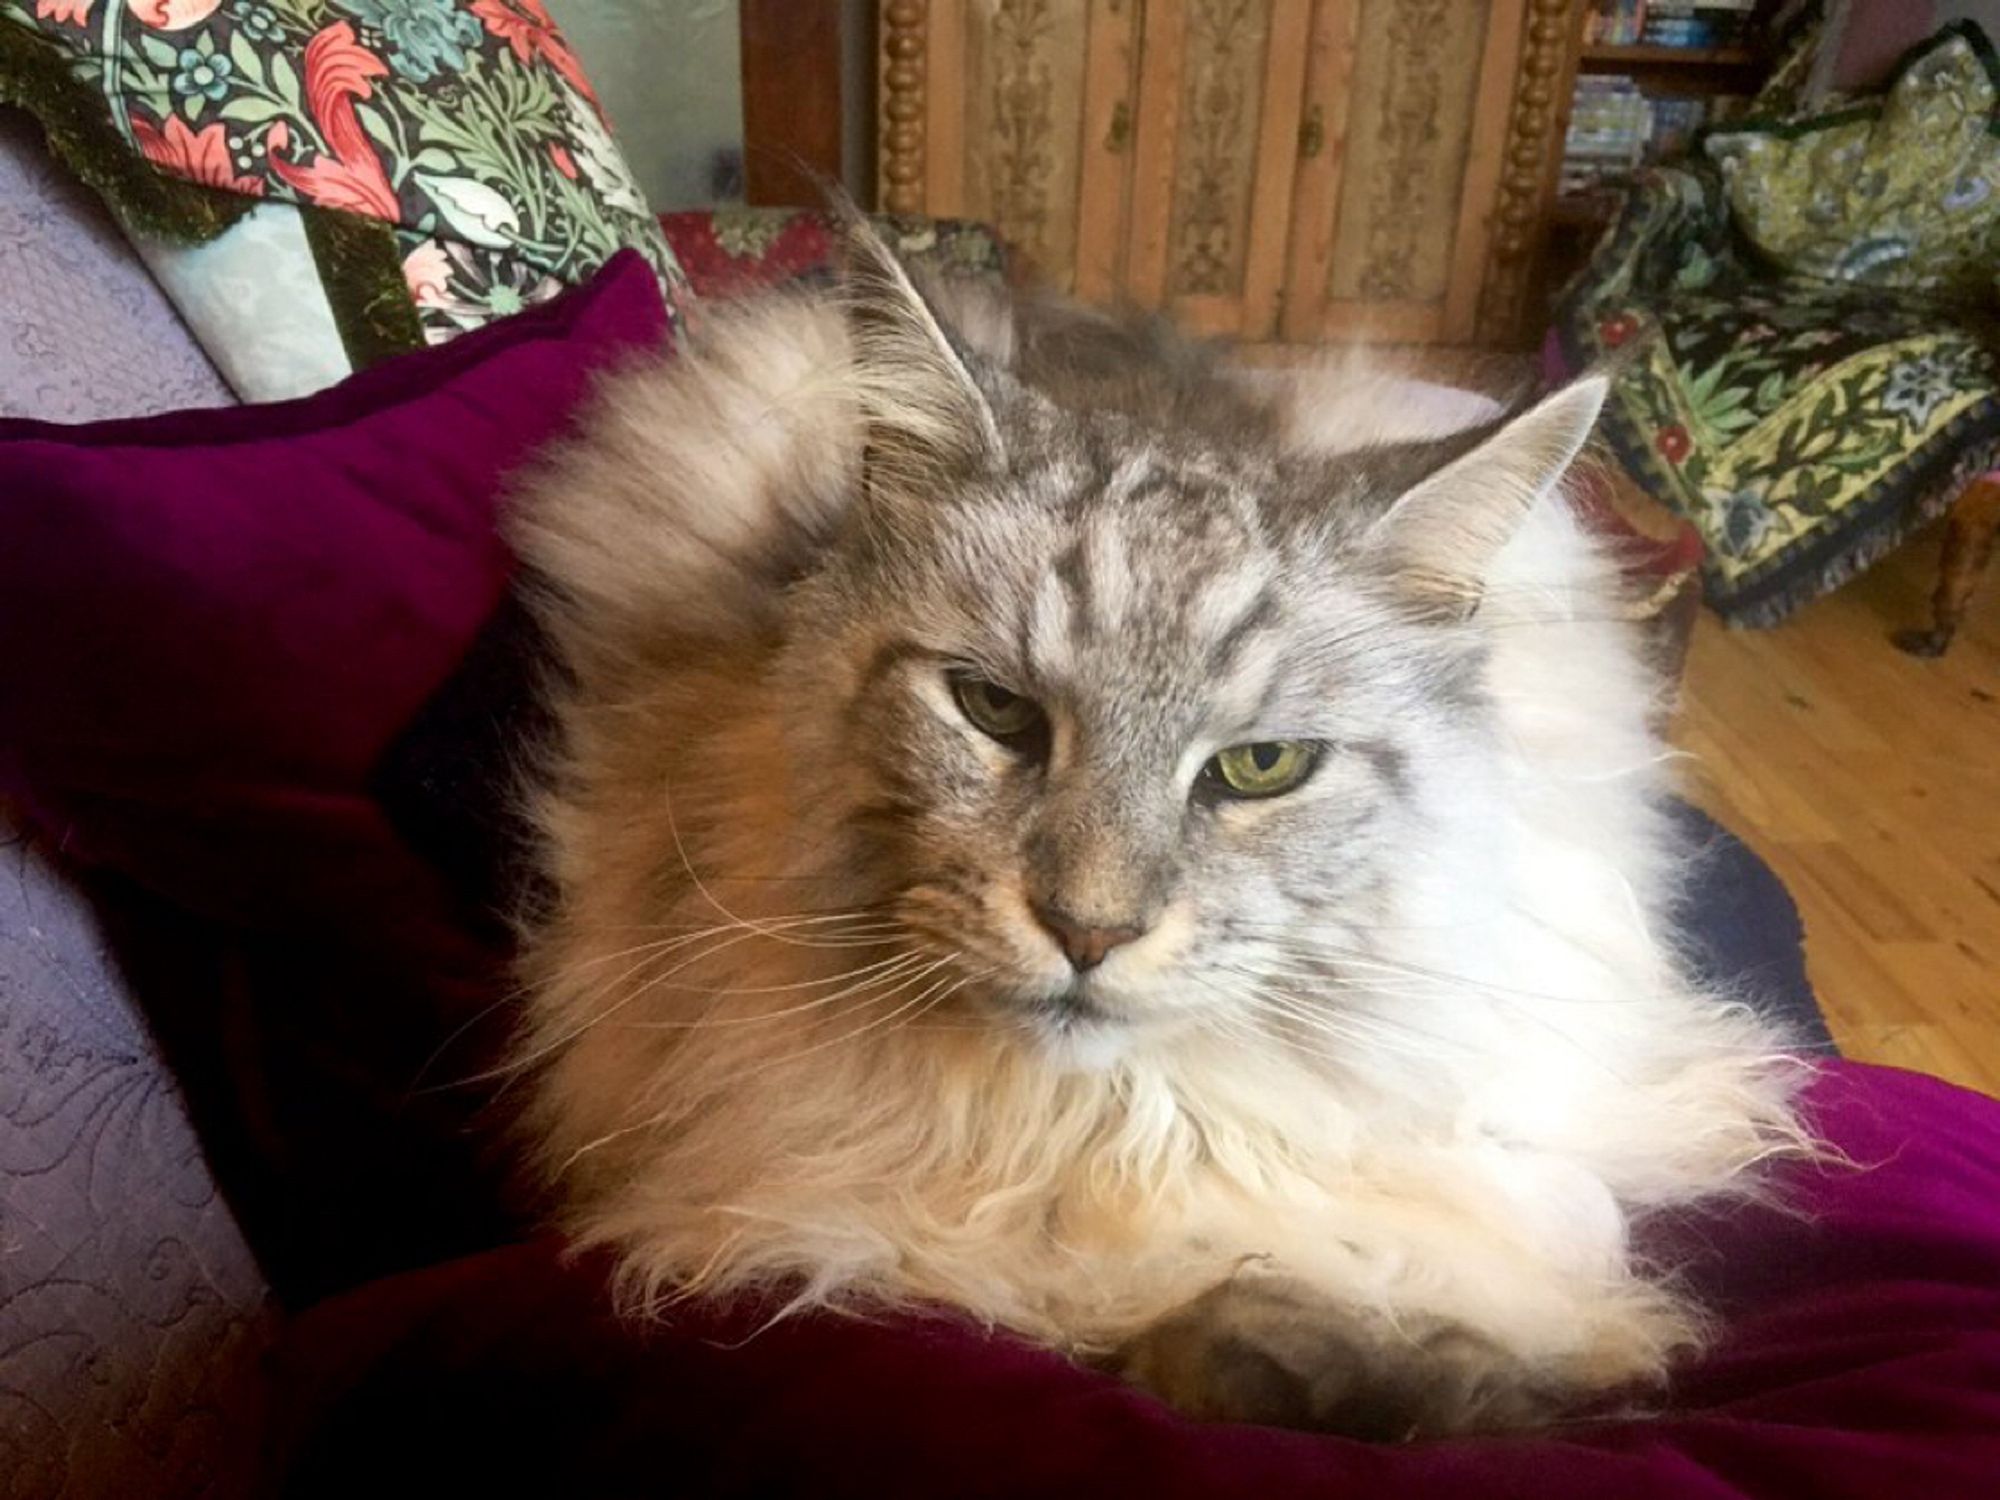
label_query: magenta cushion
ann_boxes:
[0,248,664,916]
[270,1063,2000,1497]
[0,251,668,1302]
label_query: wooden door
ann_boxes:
[880,1,1103,284]
[879,0,1575,346]
[1115,0,1314,338]
[1278,0,1527,344]
[882,0,1312,340]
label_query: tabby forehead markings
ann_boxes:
[1053,539,1094,646]
[1027,571,1074,672]
[1186,548,1276,653]
[1078,518,1134,637]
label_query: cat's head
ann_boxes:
[732,227,1614,1068]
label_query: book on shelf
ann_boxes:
[1585,0,1759,49]
[1558,75,1748,209]
[1561,76,1649,199]
[1585,0,1647,46]
[1648,96,1709,157]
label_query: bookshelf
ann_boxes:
[1555,3,1777,227]
[1514,1,1775,334]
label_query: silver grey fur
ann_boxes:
[785,249,1509,1040]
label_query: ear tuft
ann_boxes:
[1367,376,1607,618]
[839,212,1004,498]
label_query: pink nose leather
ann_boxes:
[1032,903,1144,971]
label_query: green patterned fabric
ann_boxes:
[1706,24,2000,298]
[1556,161,2000,627]
[0,0,687,381]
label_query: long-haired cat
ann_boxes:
[503,222,1811,1438]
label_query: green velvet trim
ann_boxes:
[0,20,249,243]
[301,206,425,370]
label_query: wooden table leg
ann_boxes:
[1893,474,2000,657]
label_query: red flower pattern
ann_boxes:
[131,113,263,195]
[1655,424,1692,465]
[264,23,399,222]
[1598,313,1638,348]
[130,0,221,28]
[548,141,578,181]
[470,0,600,112]
[401,241,452,308]
[33,0,94,24]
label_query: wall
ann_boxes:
[548,0,746,211]
[1826,0,2000,93]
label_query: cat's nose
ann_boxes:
[1031,901,1145,972]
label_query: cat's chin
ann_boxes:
[1020,1012,1135,1074]
[986,985,1145,1073]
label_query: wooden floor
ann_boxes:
[1675,524,2000,1098]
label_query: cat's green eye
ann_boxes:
[1203,741,1318,799]
[951,672,1046,746]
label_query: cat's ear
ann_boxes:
[840,216,1004,494]
[1365,376,1606,618]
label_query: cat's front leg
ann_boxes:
[1111,1272,1570,1439]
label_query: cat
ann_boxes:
[502,219,1812,1439]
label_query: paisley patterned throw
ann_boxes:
[0,0,686,368]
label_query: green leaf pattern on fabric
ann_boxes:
[1,0,686,344]
[336,0,484,85]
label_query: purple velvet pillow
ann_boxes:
[269,1063,2000,1497]
[0,252,668,1303]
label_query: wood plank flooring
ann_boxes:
[1675,522,2000,1099]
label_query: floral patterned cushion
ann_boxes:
[0,0,686,395]
[1705,22,2000,298]
[1555,164,2000,627]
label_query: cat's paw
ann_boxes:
[1112,1275,1569,1440]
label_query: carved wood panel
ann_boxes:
[1473,0,1588,344]
[1073,0,1144,301]
[965,0,1092,289]
[1125,0,1311,336]
[880,0,1578,346]
[1286,0,1539,343]
[1329,0,1489,306]
[1166,0,1273,299]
